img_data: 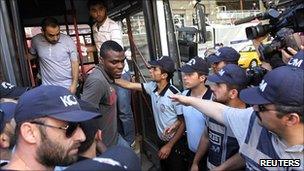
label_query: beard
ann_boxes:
[212,95,230,105]
[36,128,78,167]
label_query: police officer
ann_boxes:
[171,65,304,170]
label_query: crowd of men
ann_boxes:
[1,0,303,170]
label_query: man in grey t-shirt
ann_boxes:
[29,17,79,93]
[81,40,129,148]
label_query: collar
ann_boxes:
[271,131,304,153]
[96,64,114,84]
[94,17,110,30]
[186,86,212,100]
[153,83,171,96]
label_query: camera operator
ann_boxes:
[170,64,304,170]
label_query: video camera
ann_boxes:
[235,0,304,86]
[235,0,304,40]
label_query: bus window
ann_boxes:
[122,11,151,78]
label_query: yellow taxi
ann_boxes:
[238,45,261,69]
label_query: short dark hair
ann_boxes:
[275,104,304,123]
[41,17,59,31]
[87,0,108,10]
[226,83,247,97]
[100,40,124,58]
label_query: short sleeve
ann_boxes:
[175,103,183,115]
[81,74,106,109]
[110,22,123,47]
[66,36,78,61]
[141,82,156,95]
[223,107,254,144]
[29,36,37,56]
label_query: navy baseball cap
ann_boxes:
[148,56,175,73]
[287,50,303,70]
[179,56,209,74]
[14,85,100,123]
[0,102,16,133]
[208,47,240,64]
[240,66,303,105]
[207,64,247,86]
[65,146,141,171]
[0,82,29,99]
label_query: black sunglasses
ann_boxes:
[30,121,79,138]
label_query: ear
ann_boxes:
[284,113,301,126]
[0,133,9,148]
[162,73,168,79]
[20,123,40,144]
[199,75,206,82]
[95,129,103,141]
[229,89,239,99]
[99,57,104,65]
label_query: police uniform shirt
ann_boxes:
[182,87,212,152]
[223,107,304,171]
[141,81,182,140]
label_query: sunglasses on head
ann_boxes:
[30,121,79,138]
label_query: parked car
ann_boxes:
[238,45,261,69]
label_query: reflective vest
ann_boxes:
[207,117,240,169]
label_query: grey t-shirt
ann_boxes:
[29,33,78,89]
[81,65,118,147]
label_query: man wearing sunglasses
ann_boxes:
[170,65,303,170]
[2,85,100,170]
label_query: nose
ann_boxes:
[117,61,124,69]
[73,126,86,142]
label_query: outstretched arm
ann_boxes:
[170,94,227,124]
[212,153,245,171]
[114,78,142,91]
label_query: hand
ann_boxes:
[158,143,173,160]
[190,162,199,171]
[169,94,191,106]
[281,47,299,64]
[69,84,77,94]
[163,120,181,140]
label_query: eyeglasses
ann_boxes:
[257,104,278,112]
[30,121,79,138]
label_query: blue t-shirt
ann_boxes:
[182,87,212,152]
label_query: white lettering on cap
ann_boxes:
[218,69,225,76]
[259,80,267,92]
[1,82,15,89]
[93,158,123,168]
[187,58,196,66]
[60,95,78,107]
[215,51,221,56]
[158,56,164,61]
[288,58,303,68]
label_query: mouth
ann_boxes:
[69,143,81,154]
